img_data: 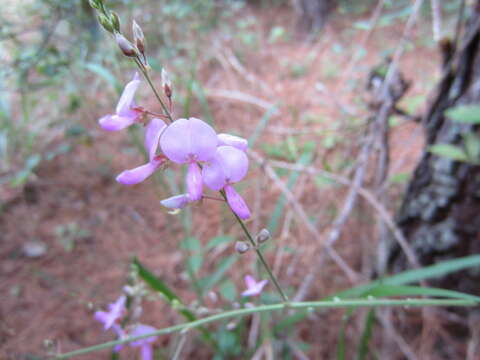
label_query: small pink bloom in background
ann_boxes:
[241,275,268,297]
[94,295,126,330]
[217,133,248,152]
[160,193,191,209]
[129,324,158,360]
[98,73,143,131]
[160,118,218,200]
[116,118,167,185]
[202,145,251,219]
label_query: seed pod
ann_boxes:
[98,14,113,33]
[255,228,270,244]
[161,68,172,98]
[132,20,145,54]
[110,11,121,33]
[235,241,250,254]
[115,33,136,57]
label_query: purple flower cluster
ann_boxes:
[98,74,251,219]
[94,295,157,360]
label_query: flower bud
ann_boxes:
[115,33,136,57]
[110,11,121,33]
[161,68,172,98]
[98,14,114,33]
[255,229,270,244]
[132,20,145,54]
[89,0,102,10]
[235,241,250,254]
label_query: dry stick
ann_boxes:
[205,89,281,114]
[379,310,418,360]
[249,151,360,283]
[337,0,386,93]
[256,158,420,272]
[430,0,442,42]
[293,127,375,301]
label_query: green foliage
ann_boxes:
[428,144,468,162]
[446,105,480,124]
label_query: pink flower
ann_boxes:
[160,118,217,200]
[202,146,251,219]
[217,133,248,152]
[98,73,143,131]
[94,295,126,330]
[116,118,167,185]
[241,275,268,297]
[129,324,158,360]
[160,193,191,209]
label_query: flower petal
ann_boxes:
[186,162,203,201]
[145,118,166,161]
[160,194,191,209]
[202,155,225,191]
[187,118,218,161]
[159,118,191,163]
[216,146,248,183]
[116,161,160,185]
[140,345,153,360]
[244,275,256,289]
[225,184,250,219]
[129,324,158,347]
[217,133,248,152]
[99,114,137,131]
[116,73,141,116]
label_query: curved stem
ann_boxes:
[133,57,174,123]
[220,190,289,302]
[54,298,477,359]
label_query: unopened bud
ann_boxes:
[235,241,250,254]
[110,11,121,33]
[89,0,102,10]
[115,33,136,57]
[161,68,172,98]
[132,20,145,54]
[255,229,270,244]
[98,14,113,33]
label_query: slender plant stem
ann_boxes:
[54,298,477,359]
[133,58,174,123]
[220,190,289,302]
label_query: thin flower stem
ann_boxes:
[54,298,477,359]
[220,190,289,302]
[133,58,174,123]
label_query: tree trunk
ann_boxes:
[389,3,480,295]
[293,0,336,31]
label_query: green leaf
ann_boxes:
[428,144,468,162]
[333,255,480,299]
[356,310,375,360]
[249,105,278,148]
[446,105,480,124]
[219,280,237,302]
[132,257,179,302]
[362,285,480,302]
[464,133,480,161]
[10,153,42,186]
[181,236,202,251]
[206,235,234,249]
[199,255,238,292]
[336,308,355,360]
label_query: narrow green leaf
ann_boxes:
[132,257,179,302]
[446,105,480,124]
[192,81,214,125]
[464,133,480,161]
[206,235,234,249]
[336,308,355,360]
[83,63,122,93]
[249,104,278,148]
[364,285,480,301]
[356,309,375,360]
[428,144,468,162]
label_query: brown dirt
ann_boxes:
[1,5,440,360]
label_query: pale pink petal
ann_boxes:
[129,324,158,347]
[145,118,166,161]
[116,161,160,185]
[217,133,248,152]
[140,345,153,360]
[159,118,192,163]
[112,324,126,352]
[116,73,141,116]
[187,118,218,161]
[160,194,191,209]
[202,155,225,191]
[216,146,248,183]
[98,114,137,131]
[225,184,250,219]
[186,162,203,201]
[245,275,256,288]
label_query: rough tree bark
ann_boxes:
[388,2,480,295]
